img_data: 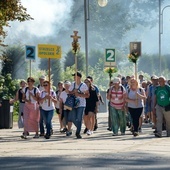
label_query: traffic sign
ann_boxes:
[25,45,36,60]
[105,49,115,62]
[38,44,61,59]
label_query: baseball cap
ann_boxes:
[151,75,158,80]
[64,80,71,85]
[39,75,46,80]
[72,72,82,78]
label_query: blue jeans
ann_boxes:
[41,109,54,136]
[39,107,44,134]
[69,107,85,134]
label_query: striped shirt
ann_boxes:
[110,86,126,109]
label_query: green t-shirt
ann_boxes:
[155,85,170,106]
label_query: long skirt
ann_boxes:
[23,103,40,132]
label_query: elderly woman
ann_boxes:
[21,77,40,139]
[59,80,72,136]
[107,77,126,136]
[39,80,57,139]
[126,78,146,137]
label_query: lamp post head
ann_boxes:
[98,0,108,7]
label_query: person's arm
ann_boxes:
[136,88,147,100]
[106,88,111,100]
[10,90,19,104]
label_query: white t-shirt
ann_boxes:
[60,91,68,110]
[23,87,40,104]
[69,82,88,107]
[40,90,56,110]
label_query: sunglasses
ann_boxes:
[27,80,33,83]
[43,84,48,86]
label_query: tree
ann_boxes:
[1,45,27,79]
[64,50,85,72]
[0,0,33,44]
[39,58,62,85]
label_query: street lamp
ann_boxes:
[98,0,108,7]
[84,0,108,77]
[159,0,170,73]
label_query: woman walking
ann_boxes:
[84,78,99,135]
[39,80,57,139]
[126,78,146,137]
[107,77,126,136]
[21,77,40,139]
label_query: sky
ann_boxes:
[4,0,170,55]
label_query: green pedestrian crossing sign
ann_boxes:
[105,49,115,62]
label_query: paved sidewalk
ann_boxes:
[0,113,170,170]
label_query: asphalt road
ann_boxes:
[0,113,170,170]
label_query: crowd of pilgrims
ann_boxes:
[9,72,170,139]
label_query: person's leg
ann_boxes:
[66,109,75,136]
[163,110,170,137]
[118,110,126,134]
[90,113,95,132]
[129,107,142,135]
[45,110,54,138]
[108,103,112,130]
[155,105,163,137]
[110,106,119,135]
[75,107,85,138]
[39,107,45,135]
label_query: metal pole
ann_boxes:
[84,0,89,77]
[159,0,161,74]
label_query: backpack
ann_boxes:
[111,85,124,93]
[127,87,142,94]
[25,87,37,96]
[64,82,83,110]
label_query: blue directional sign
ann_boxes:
[25,45,36,60]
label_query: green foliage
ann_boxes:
[0,0,33,43]
[64,50,85,72]
[1,45,26,79]
[0,73,19,100]
[13,101,19,122]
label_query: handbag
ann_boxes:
[64,94,80,111]
[165,104,170,111]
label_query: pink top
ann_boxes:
[110,86,126,109]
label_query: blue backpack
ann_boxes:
[64,83,83,110]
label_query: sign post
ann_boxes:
[25,45,36,77]
[129,42,141,80]
[104,48,116,67]
[70,31,81,86]
[38,44,61,105]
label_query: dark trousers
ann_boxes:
[128,107,143,132]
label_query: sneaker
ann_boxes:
[153,130,157,133]
[66,131,72,136]
[21,135,27,139]
[155,133,162,138]
[133,132,139,137]
[107,127,112,131]
[93,126,98,131]
[112,133,118,136]
[76,133,82,139]
[50,129,53,135]
[44,134,50,139]
[83,128,88,134]
[33,134,39,139]
[86,130,92,135]
[121,133,125,135]
[39,133,44,137]
[138,127,142,133]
